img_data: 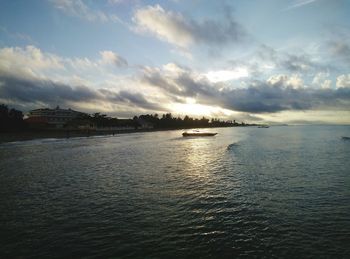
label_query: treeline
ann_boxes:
[0,104,251,132]
[71,112,241,129]
[135,113,243,129]
[0,104,26,131]
[69,113,135,128]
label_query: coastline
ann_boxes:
[0,129,154,144]
[0,126,247,144]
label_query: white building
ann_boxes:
[28,106,86,128]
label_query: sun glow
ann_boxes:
[169,101,233,118]
[206,67,249,83]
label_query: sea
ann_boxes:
[0,125,349,258]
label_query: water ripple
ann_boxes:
[0,126,350,257]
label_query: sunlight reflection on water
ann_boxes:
[0,126,350,257]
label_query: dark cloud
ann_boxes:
[328,40,350,64]
[257,45,324,72]
[2,62,349,117]
[189,8,245,46]
[226,44,327,80]
[142,70,181,95]
[281,54,315,72]
[0,74,162,112]
[175,74,216,97]
[0,75,99,103]
[221,84,349,113]
[219,84,309,113]
[143,66,350,113]
[142,67,216,99]
[104,89,161,110]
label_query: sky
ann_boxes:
[0,0,350,124]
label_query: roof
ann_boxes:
[25,117,48,123]
[29,107,87,115]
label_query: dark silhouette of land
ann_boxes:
[0,104,257,143]
[135,113,245,129]
[0,104,26,132]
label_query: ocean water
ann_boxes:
[0,126,349,258]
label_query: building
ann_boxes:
[135,118,154,129]
[27,106,87,128]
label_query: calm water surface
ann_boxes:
[1,126,350,258]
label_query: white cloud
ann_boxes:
[205,68,248,83]
[284,0,319,11]
[0,45,64,79]
[267,74,304,89]
[99,51,128,67]
[162,63,186,76]
[0,26,35,44]
[50,0,120,23]
[142,65,350,115]
[133,5,194,48]
[321,80,332,89]
[312,72,332,88]
[0,46,164,115]
[0,45,130,88]
[286,74,304,89]
[1,46,349,122]
[336,74,350,88]
[267,74,288,86]
[132,4,244,48]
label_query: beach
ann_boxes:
[0,126,238,144]
[0,129,149,144]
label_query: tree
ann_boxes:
[0,104,25,131]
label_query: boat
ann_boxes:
[182,131,217,137]
[258,125,269,128]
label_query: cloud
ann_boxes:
[0,45,162,114]
[281,54,315,72]
[107,0,133,4]
[1,45,349,120]
[0,74,162,113]
[267,74,304,89]
[99,51,128,67]
[312,72,332,88]
[142,64,216,99]
[0,26,36,44]
[99,89,160,110]
[0,75,99,104]
[142,63,350,113]
[284,0,319,11]
[132,4,245,48]
[0,45,129,85]
[108,0,123,4]
[205,68,249,83]
[0,45,64,79]
[218,78,350,113]
[328,40,350,64]
[257,45,323,73]
[50,0,121,23]
[225,44,328,82]
[336,74,350,88]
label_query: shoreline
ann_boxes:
[0,126,247,144]
[0,129,158,144]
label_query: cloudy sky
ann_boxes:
[0,0,350,124]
